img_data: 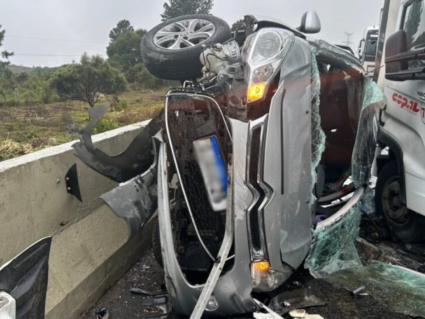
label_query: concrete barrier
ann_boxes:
[0,120,153,319]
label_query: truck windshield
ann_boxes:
[403,0,425,68]
[403,0,425,50]
[364,30,378,61]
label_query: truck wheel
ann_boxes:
[152,218,163,267]
[375,161,425,242]
[141,14,232,81]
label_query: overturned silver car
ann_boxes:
[72,12,380,317]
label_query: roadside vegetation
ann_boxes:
[0,0,216,161]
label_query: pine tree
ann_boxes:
[109,20,135,43]
[0,25,13,72]
[161,0,214,21]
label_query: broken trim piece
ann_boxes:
[101,135,160,239]
[253,299,284,319]
[316,187,364,230]
[69,104,163,183]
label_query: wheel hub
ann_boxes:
[382,179,408,223]
[154,18,216,50]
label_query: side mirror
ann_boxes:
[358,39,365,61]
[385,30,408,76]
[299,10,321,34]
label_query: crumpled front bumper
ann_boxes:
[157,118,257,316]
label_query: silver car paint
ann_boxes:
[158,119,256,316]
[264,37,313,270]
[158,35,315,315]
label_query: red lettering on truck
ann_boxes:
[392,93,420,113]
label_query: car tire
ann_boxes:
[141,14,232,81]
[152,218,163,268]
[375,161,425,243]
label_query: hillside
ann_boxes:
[7,65,34,74]
[7,64,59,74]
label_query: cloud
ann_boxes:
[0,0,384,67]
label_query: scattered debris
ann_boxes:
[352,286,366,295]
[269,289,327,315]
[142,296,168,306]
[289,309,306,318]
[130,288,154,296]
[96,308,110,319]
[254,313,280,319]
[253,299,284,319]
[142,295,171,315]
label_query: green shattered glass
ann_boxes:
[327,262,425,318]
[306,50,425,318]
[305,205,362,278]
[310,47,326,201]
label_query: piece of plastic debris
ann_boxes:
[130,288,154,296]
[142,296,168,306]
[269,289,327,315]
[254,313,277,319]
[96,308,110,319]
[253,299,284,319]
[304,315,324,319]
[352,286,366,295]
[289,309,306,318]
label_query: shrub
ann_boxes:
[0,139,33,161]
[92,118,119,134]
[119,99,128,109]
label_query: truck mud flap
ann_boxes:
[0,237,52,319]
[69,104,164,183]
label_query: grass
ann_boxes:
[0,88,166,161]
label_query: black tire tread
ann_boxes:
[141,14,232,80]
[375,161,425,243]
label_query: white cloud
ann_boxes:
[0,0,384,67]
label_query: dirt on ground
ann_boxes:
[81,247,413,319]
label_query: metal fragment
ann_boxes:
[289,309,306,318]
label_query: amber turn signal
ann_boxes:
[248,83,266,101]
[252,260,270,271]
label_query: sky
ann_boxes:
[0,0,384,67]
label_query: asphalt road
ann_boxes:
[81,248,410,319]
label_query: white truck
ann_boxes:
[374,0,425,242]
[358,26,380,75]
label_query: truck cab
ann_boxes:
[358,27,379,76]
[375,0,425,242]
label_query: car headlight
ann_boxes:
[243,28,295,102]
